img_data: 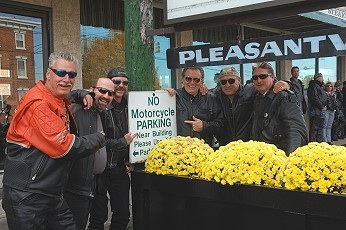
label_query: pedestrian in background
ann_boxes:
[307,73,327,142]
[289,66,307,114]
[2,51,106,229]
[88,68,136,230]
[323,82,337,144]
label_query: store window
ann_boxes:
[154,35,172,89]
[15,31,26,49]
[292,58,315,89]
[319,57,337,83]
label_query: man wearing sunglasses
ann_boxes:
[251,62,308,155]
[64,77,115,230]
[88,68,136,230]
[2,52,106,229]
[212,66,291,146]
[212,66,257,146]
[167,66,224,146]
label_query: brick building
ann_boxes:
[0,16,39,119]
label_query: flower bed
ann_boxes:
[144,137,346,194]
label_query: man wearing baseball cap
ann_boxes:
[88,67,136,230]
[212,66,290,146]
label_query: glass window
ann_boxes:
[80,26,125,88]
[292,58,315,89]
[0,10,45,118]
[17,87,29,100]
[17,57,27,78]
[15,31,26,49]
[319,57,337,83]
[154,35,172,89]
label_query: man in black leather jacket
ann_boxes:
[307,73,328,142]
[88,68,136,230]
[167,66,224,146]
[212,66,290,147]
[212,66,257,146]
[65,77,115,230]
[2,52,106,229]
[251,62,308,155]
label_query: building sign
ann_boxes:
[166,28,346,69]
[128,91,177,163]
[320,8,346,21]
[164,0,308,24]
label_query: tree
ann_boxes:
[82,30,125,88]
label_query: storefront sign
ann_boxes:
[128,91,177,163]
[166,28,346,69]
[164,0,307,24]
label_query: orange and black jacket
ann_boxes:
[3,81,106,197]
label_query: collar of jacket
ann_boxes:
[181,87,202,100]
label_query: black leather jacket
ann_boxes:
[3,125,105,198]
[64,102,103,197]
[212,84,256,146]
[307,80,327,111]
[175,88,224,146]
[102,98,129,168]
[251,88,308,155]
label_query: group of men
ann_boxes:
[3,52,133,230]
[171,63,308,155]
[2,50,309,230]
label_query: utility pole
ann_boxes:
[124,0,154,91]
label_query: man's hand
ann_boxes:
[273,80,290,94]
[165,88,176,97]
[184,116,203,132]
[83,94,93,110]
[124,132,137,145]
[125,161,134,173]
[200,83,209,95]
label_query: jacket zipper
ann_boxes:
[32,154,48,180]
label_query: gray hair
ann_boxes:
[48,51,79,69]
[252,62,274,75]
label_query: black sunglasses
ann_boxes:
[94,87,115,96]
[49,68,77,79]
[185,76,201,83]
[252,74,271,81]
[112,79,129,86]
[220,78,236,85]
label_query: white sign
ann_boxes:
[128,91,177,163]
[164,0,307,24]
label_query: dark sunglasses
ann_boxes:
[220,78,236,85]
[252,74,271,81]
[326,85,333,88]
[112,79,129,86]
[185,76,201,83]
[49,68,77,79]
[94,87,115,96]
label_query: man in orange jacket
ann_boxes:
[2,51,106,229]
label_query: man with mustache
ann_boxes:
[2,51,106,229]
[65,77,115,230]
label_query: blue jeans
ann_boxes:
[323,110,335,142]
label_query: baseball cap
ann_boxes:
[107,68,128,79]
[220,66,239,78]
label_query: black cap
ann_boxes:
[107,68,128,79]
[314,73,323,80]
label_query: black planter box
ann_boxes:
[131,171,346,230]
